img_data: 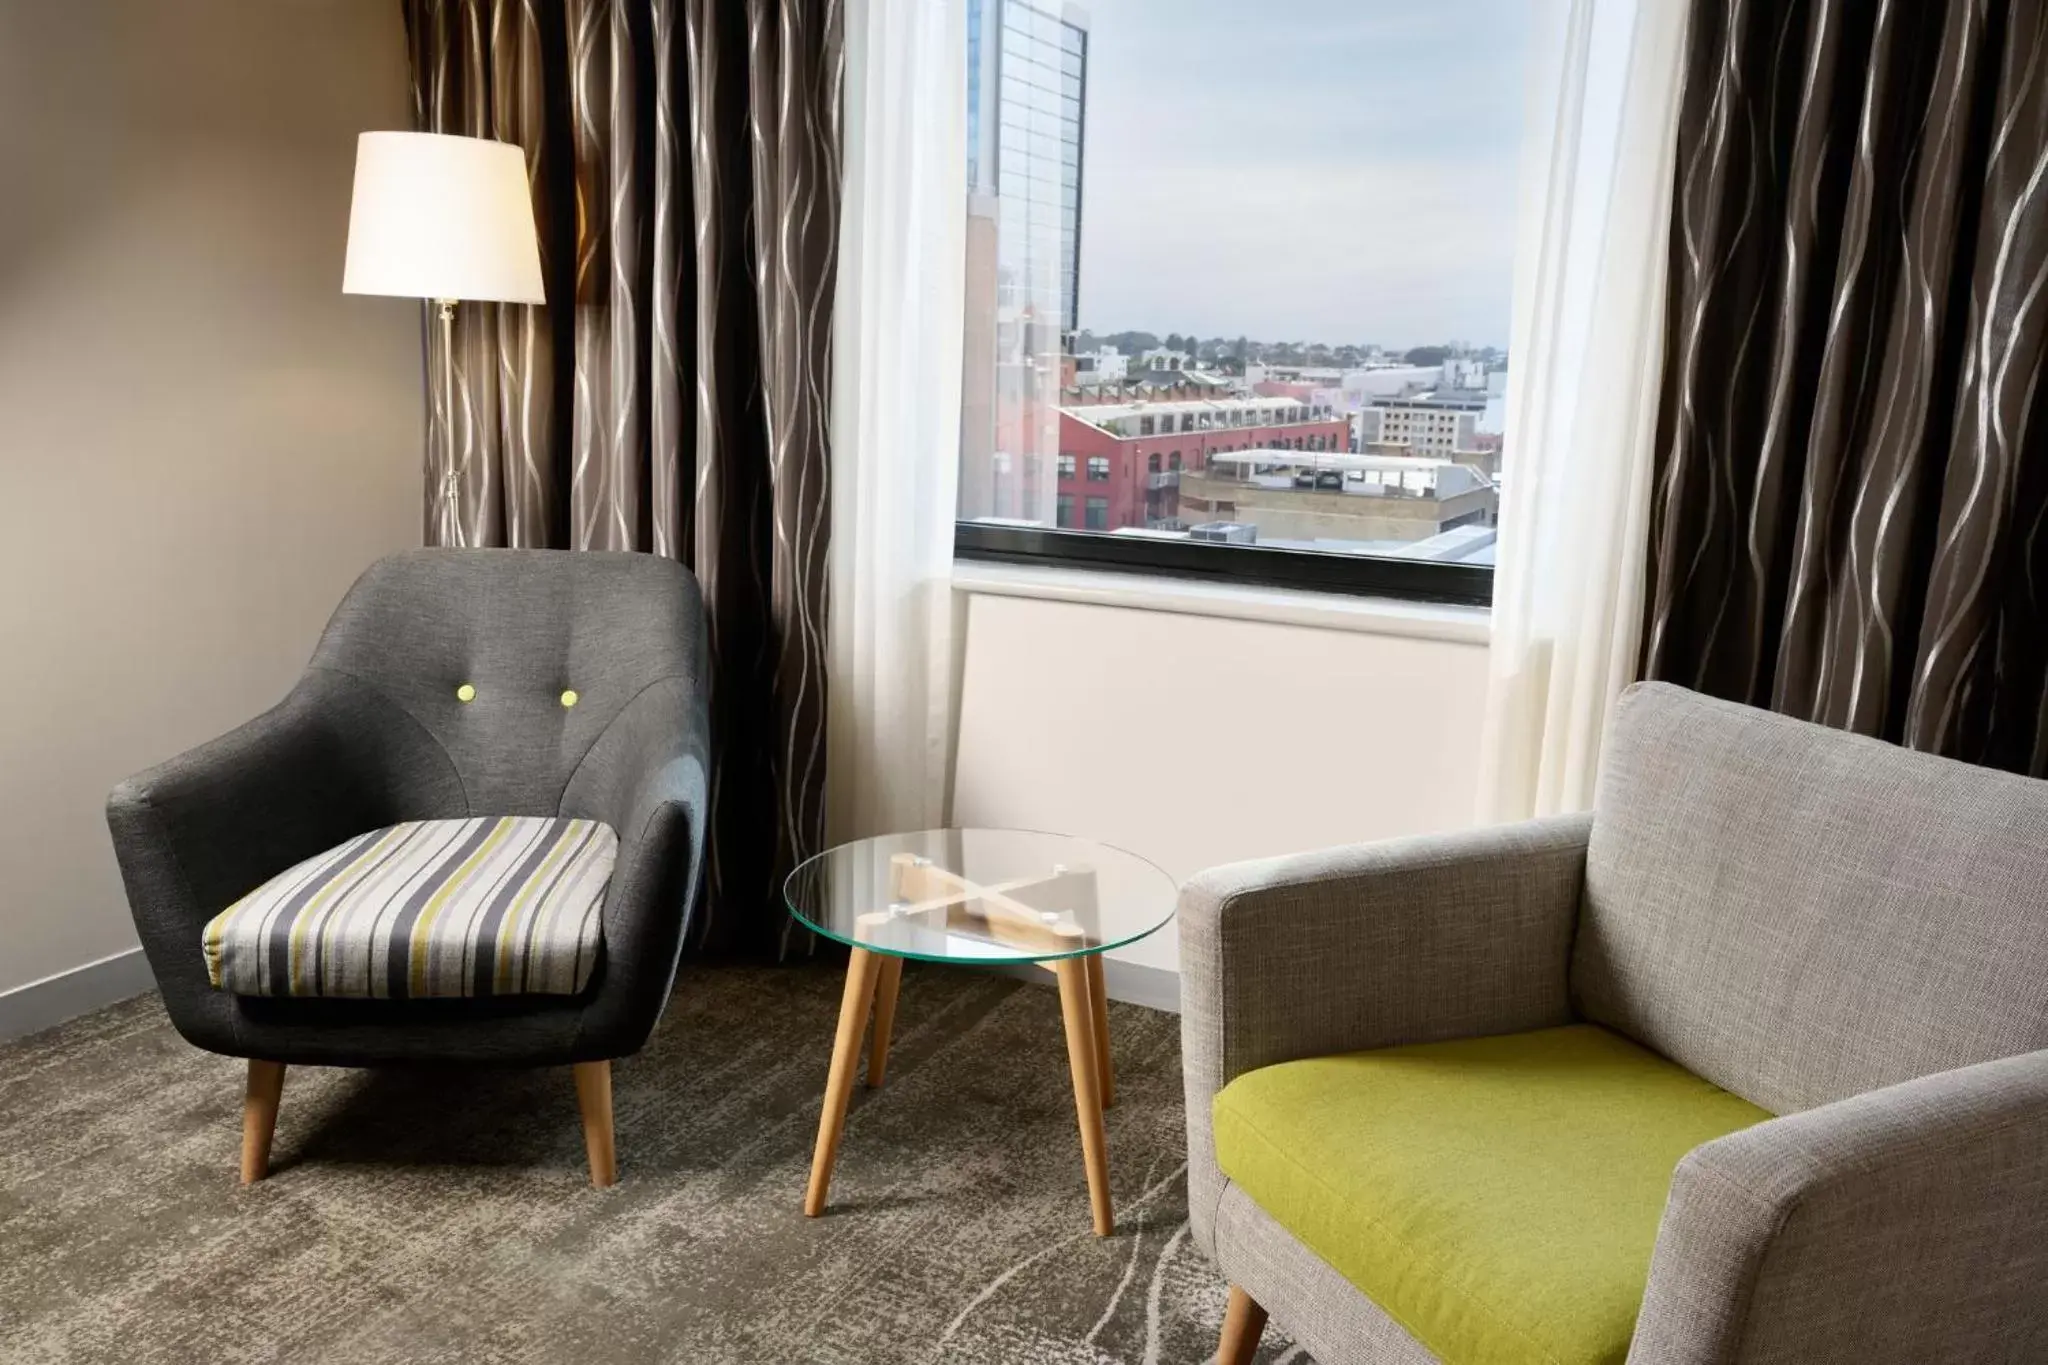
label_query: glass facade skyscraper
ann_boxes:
[959,0,1088,525]
[968,0,1086,332]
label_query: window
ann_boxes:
[955,1,1519,605]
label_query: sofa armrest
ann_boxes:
[1180,813,1591,1254]
[1632,1048,2048,1364]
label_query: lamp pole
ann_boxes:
[438,297,463,549]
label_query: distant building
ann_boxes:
[1481,366,1507,436]
[1178,451,1498,545]
[1363,391,1488,456]
[1056,395,1350,531]
[1340,365,1442,401]
[967,0,1087,333]
[1131,368,1233,394]
[958,0,1091,525]
[1138,347,1194,373]
[1073,347,1127,385]
[1252,379,1318,401]
[1442,355,1489,389]
[1247,363,1345,385]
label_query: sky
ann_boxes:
[1072,1,1533,350]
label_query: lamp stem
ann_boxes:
[437,298,463,548]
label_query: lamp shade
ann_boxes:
[342,132,545,304]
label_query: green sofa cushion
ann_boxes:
[1213,1024,1770,1365]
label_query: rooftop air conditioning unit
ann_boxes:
[1190,522,1257,545]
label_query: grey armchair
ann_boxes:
[107,549,708,1186]
[1183,682,2048,1365]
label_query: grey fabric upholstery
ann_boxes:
[1632,1048,2048,1364]
[1578,683,2048,1114]
[1181,681,2048,1363]
[106,549,709,1067]
[1178,814,1591,1271]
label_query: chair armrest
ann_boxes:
[1632,1048,2048,1364]
[561,672,710,1056]
[105,675,461,1009]
[1180,813,1591,1253]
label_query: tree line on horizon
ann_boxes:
[1073,331,1501,371]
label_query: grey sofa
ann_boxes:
[1183,682,2048,1364]
[107,549,708,1185]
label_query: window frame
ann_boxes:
[955,521,1494,606]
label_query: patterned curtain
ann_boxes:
[402,0,840,953]
[1642,2,2048,775]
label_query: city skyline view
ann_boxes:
[960,0,1519,568]
[1076,1,1532,349]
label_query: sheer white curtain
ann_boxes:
[826,0,968,841]
[1476,0,1691,822]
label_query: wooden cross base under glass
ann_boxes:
[782,829,1178,1237]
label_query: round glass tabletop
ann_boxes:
[783,828,1178,965]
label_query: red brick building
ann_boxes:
[1055,394,1351,530]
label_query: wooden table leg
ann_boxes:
[1084,953,1114,1108]
[1055,957,1114,1236]
[867,956,904,1088]
[805,947,882,1217]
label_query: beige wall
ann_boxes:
[0,2,423,996]
[952,591,1488,976]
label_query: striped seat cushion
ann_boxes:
[202,816,617,999]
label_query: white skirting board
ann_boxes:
[982,956,1181,1014]
[0,947,156,1044]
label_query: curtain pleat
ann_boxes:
[403,0,840,953]
[1475,0,1692,822]
[1642,1,2048,776]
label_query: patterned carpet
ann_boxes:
[0,963,1301,1364]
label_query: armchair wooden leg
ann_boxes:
[1217,1285,1268,1365]
[240,1059,286,1184]
[867,956,904,1088]
[573,1060,618,1188]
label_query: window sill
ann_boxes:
[950,558,1491,644]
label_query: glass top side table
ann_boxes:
[784,828,1178,1236]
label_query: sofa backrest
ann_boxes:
[1574,682,2048,1115]
[308,549,704,815]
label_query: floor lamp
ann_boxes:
[342,132,545,548]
